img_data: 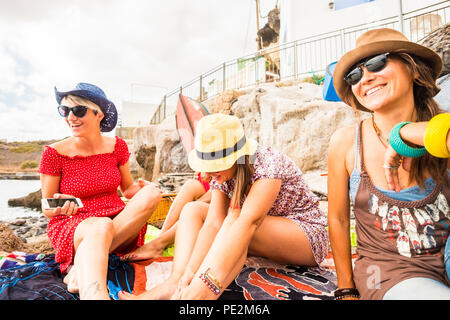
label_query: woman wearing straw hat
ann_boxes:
[328,28,450,300]
[39,82,162,299]
[120,113,329,300]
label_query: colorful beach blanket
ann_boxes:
[0,252,134,300]
[0,225,354,300]
[131,255,338,300]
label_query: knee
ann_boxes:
[181,179,201,191]
[81,217,114,241]
[179,201,206,221]
[139,185,162,212]
[95,217,114,237]
[179,179,204,198]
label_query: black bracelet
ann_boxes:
[334,288,360,300]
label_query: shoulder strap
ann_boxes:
[354,124,359,169]
[358,120,369,177]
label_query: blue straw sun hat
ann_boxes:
[54,82,118,132]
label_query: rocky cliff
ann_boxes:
[127,23,450,187]
[127,80,367,193]
[419,22,449,77]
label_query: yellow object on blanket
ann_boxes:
[148,193,176,228]
[144,225,174,257]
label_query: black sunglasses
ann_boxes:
[57,105,98,118]
[344,53,390,86]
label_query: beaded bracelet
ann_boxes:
[199,268,222,295]
[424,113,450,158]
[389,122,427,158]
[334,288,360,300]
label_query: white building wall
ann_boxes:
[279,0,444,43]
[278,0,447,79]
[120,101,158,127]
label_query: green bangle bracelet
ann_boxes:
[389,122,427,158]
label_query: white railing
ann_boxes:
[150,1,449,124]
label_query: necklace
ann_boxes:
[371,116,389,148]
[371,116,404,166]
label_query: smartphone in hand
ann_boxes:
[41,197,83,210]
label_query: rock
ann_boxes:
[152,115,191,180]
[436,74,450,111]
[26,234,54,254]
[10,219,26,226]
[8,189,42,209]
[135,144,157,179]
[158,173,196,193]
[419,23,450,77]
[0,222,32,252]
[0,217,53,254]
[0,215,49,249]
[124,80,367,186]
[204,89,247,115]
[129,125,159,179]
[126,120,191,182]
[231,82,368,172]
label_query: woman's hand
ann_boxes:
[137,178,160,190]
[383,145,412,192]
[137,178,149,188]
[44,193,79,217]
[122,177,162,199]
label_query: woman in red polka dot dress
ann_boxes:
[39,83,162,299]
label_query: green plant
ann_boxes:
[10,142,42,153]
[20,160,38,169]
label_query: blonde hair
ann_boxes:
[230,155,254,209]
[61,94,103,116]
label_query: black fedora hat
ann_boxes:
[54,82,118,132]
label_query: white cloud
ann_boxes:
[0,0,279,141]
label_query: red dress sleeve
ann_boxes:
[114,137,131,166]
[39,146,62,176]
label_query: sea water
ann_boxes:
[0,179,42,221]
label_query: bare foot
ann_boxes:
[121,239,165,261]
[63,265,79,293]
[118,278,179,300]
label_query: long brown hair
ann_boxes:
[230,155,254,209]
[341,52,448,188]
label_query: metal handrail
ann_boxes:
[150,1,449,124]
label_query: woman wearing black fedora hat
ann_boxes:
[328,28,450,300]
[39,82,162,299]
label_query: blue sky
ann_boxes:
[0,0,277,142]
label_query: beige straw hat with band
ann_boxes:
[188,114,258,173]
[334,28,443,111]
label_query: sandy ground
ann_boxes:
[0,223,54,254]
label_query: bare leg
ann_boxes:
[63,265,79,293]
[177,214,317,300]
[110,184,161,252]
[119,201,209,300]
[161,179,207,232]
[66,185,160,299]
[249,215,316,266]
[172,211,248,300]
[122,180,207,261]
[72,217,114,300]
